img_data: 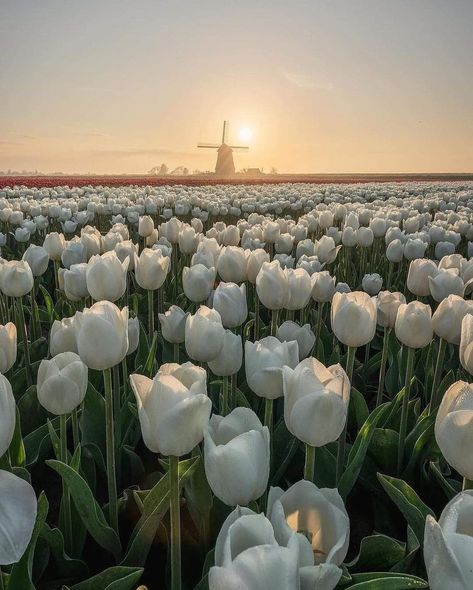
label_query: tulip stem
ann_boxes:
[16,298,32,387]
[376,327,390,407]
[103,368,119,534]
[71,408,80,450]
[0,566,4,590]
[264,398,273,432]
[60,414,72,555]
[336,346,356,484]
[173,343,180,364]
[169,455,182,590]
[147,290,155,339]
[429,338,447,414]
[304,444,316,482]
[271,309,279,337]
[315,302,325,359]
[397,346,416,476]
[220,376,229,416]
[255,297,261,340]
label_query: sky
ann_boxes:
[0,0,472,174]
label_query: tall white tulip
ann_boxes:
[204,407,270,506]
[0,323,17,373]
[185,306,225,362]
[22,244,49,277]
[212,282,247,328]
[86,252,129,302]
[276,321,315,360]
[376,291,406,328]
[208,330,243,376]
[256,261,289,310]
[433,295,473,345]
[0,260,34,297]
[407,259,438,297]
[460,314,473,375]
[331,291,377,348]
[182,265,216,303]
[395,301,433,349]
[158,305,189,344]
[0,375,15,458]
[135,248,170,291]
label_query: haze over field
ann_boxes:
[1,0,472,174]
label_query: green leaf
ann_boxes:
[46,459,122,561]
[144,331,158,376]
[9,406,26,467]
[39,523,89,581]
[8,492,49,590]
[24,418,58,466]
[377,474,434,543]
[348,387,370,431]
[183,449,213,543]
[429,461,461,500]
[80,382,106,454]
[368,429,398,474]
[271,418,299,485]
[342,572,428,588]
[338,402,391,499]
[71,566,143,590]
[347,534,405,573]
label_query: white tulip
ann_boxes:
[158,305,189,344]
[460,314,473,375]
[433,295,473,345]
[0,375,15,458]
[429,268,465,302]
[135,248,170,291]
[407,259,438,297]
[86,252,129,302]
[376,291,406,329]
[212,282,247,328]
[0,323,17,373]
[185,306,225,362]
[277,321,315,360]
[208,330,243,376]
[22,244,49,276]
[395,301,433,349]
[183,265,216,303]
[331,291,377,348]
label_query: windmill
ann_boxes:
[197,121,249,176]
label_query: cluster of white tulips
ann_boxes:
[0,180,472,589]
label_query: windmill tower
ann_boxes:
[198,121,249,176]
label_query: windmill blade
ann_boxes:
[229,145,250,151]
[197,143,220,148]
[222,120,229,144]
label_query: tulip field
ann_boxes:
[1,180,473,590]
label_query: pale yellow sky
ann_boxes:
[1,0,472,174]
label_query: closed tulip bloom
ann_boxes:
[1,260,34,297]
[283,358,350,446]
[245,336,299,399]
[268,480,349,585]
[178,226,200,254]
[311,271,336,303]
[208,330,243,376]
[0,323,17,373]
[135,248,170,291]
[76,301,128,370]
[86,252,129,302]
[0,470,37,565]
[274,253,295,269]
[376,291,406,328]
[342,227,357,248]
[138,215,154,238]
[43,232,66,260]
[130,362,211,456]
[50,316,79,356]
[395,301,433,348]
[424,491,473,590]
[362,273,383,295]
[277,321,315,360]
[212,282,247,328]
[275,233,295,254]
[246,249,270,284]
[256,260,289,310]
[158,305,189,344]
[296,239,316,260]
[222,225,240,247]
[357,227,374,248]
[183,264,216,303]
[435,381,473,479]
[404,238,428,261]
[37,352,88,415]
[185,306,225,362]
[14,227,30,243]
[210,511,301,590]
[80,232,101,259]
[127,316,140,355]
[22,244,49,276]
[316,235,341,264]
[435,240,456,260]
[204,407,270,506]
[0,375,15,458]
[115,240,139,271]
[63,263,89,301]
[407,258,438,297]
[460,314,473,375]
[429,268,465,302]
[216,246,248,283]
[263,221,281,243]
[286,268,312,310]
[61,240,87,269]
[331,291,377,348]
[433,295,473,345]
[386,239,404,263]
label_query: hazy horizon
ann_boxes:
[1,0,472,175]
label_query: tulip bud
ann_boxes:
[204,407,270,506]
[135,248,170,291]
[0,260,34,297]
[395,301,433,348]
[43,232,66,260]
[183,264,216,303]
[0,470,37,565]
[61,240,87,269]
[76,301,128,370]
[357,227,374,248]
[138,215,154,238]
[331,291,377,348]
[435,381,473,479]
[158,305,189,344]
[460,314,473,375]
[376,291,406,328]
[115,240,139,271]
[212,282,247,328]
[433,295,473,345]
[63,263,89,301]
[404,238,428,261]
[342,227,357,248]
[22,244,49,277]
[286,354,351,447]
[86,252,129,302]
[216,246,249,283]
[37,352,88,415]
[50,315,78,356]
[246,249,270,284]
[0,375,15,458]
[407,259,438,297]
[276,321,315,360]
[386,239,404,263]
[208,330,243,376]
[130,362,211,456]
[245,336,299,399]
[0,323,17,373]
[424,491,473,590]
[256,261,289,310]
[362,273,383,296]
[429,268,465,302]
[316,235,341,263]
[185,306,225,362]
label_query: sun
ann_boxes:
[238,127,253,142]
